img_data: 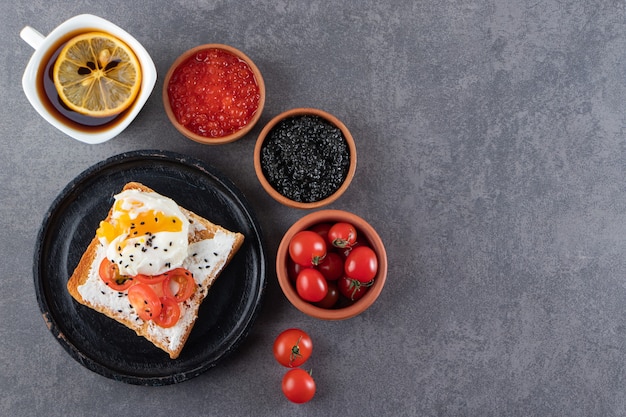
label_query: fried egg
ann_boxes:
[96,189,189,276]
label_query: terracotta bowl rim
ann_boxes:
[162,43,265,145]
[276,209,387,320]
[253,107,357,209]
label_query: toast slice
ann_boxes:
[67,182,244,359]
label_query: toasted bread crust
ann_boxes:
[66,182,244,359]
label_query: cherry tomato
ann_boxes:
[296,268,328,302]
[317,252,344,281]
[337,240,363,260]
[338,276,370,301]
[287,257,308,283]
[98,258,133,291]
[289,231,327,266]
[162,268,196,302]
[328,222,357,249]
[315,280,339,308]
[309,222,332,242]
[153,296,181,328]
[344,246,378,283]
[273,328,313,368]
[282,369,316,404]
[128,283,162,321]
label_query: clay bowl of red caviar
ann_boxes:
[276,209,387,320]
[163,44,265,145]
[254,108,357,209]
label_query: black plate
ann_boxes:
[33,150,266,385]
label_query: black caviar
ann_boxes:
[260,115,350,203]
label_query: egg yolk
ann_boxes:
[97,209,183,243]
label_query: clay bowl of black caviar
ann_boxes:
[163,43,265,145]
[253,108,357,208]
[276,209,387,320]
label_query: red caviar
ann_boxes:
[167,48,261,138]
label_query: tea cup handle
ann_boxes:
[20,26,45,50]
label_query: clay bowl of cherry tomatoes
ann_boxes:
[163,43,265,144]
[276,209,387,320]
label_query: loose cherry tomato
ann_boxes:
[162,268,196,302]
[317,252,344,281]
[282,369,316,404]
[153,296,181,328]
[309,222,332,242]
[328,222,358,249]
[338,276,370,301]
[296,268,328,302]
[273,328,313,368]
[128,283,162,321]
[315,280,339,308]
[344,246,378,283]
[98,258,133,291]
[289,231,327,266]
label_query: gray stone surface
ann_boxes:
[2,0,626,416]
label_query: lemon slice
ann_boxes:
[53,32,142,118]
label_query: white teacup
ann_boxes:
[20,14,157,144]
